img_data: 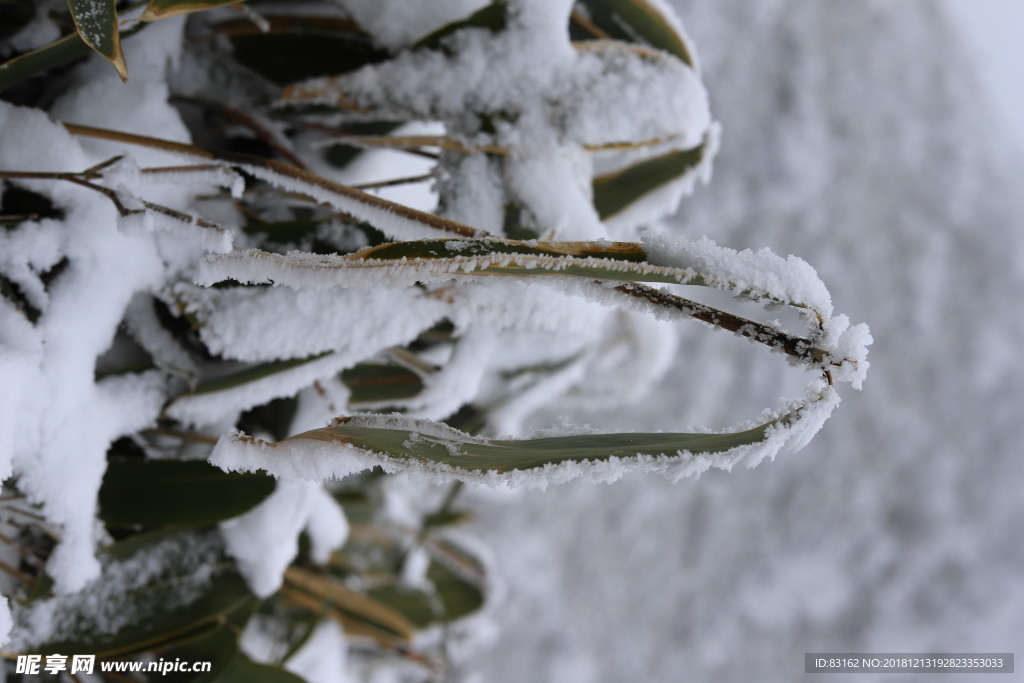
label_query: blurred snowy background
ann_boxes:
[464,2,1024,681]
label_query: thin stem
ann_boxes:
[171,95,308,169]
[570,10,614,40]
[63,122,484,237]
[352,172,437,191]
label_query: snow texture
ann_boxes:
[210,384,839,490]
[0,16,239,595]
[220,480,348,597]
[284,619,352,683]
[464,2,1024,681]
[8,531,222,650]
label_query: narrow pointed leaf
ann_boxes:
[577,0,696,67]
[188,353,333,397]
[0,33,90,92]
[267,418,776,473]
[67,0,127,80]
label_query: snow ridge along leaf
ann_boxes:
[206,233,869,487]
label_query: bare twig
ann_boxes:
[610,281,837,383]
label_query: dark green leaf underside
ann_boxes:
[100,456,276,529]
[188,352,331,396]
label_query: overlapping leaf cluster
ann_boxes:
[0,1,867,680]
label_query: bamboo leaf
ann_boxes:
[592,142,709,219]
[576,0,696,67]
[142,0,245,22]
[67,0,127,81]
[0,34,90,92]
[188,353,332,397]
[99,456,276,529]
[197,238,837,369]
[265,418,775,474]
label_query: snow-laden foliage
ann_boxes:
[0,0,868,678]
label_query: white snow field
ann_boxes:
[465,2,1024,681]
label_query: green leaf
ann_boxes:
[187,353,332,397]
[275,418,775,474]
[342,363,425,405]
[0,33,91,92]
[575,0,696,67]
[142,0,245,21]
[67,0,127,80]
[25,530,257,658]
[99,456,276,529]
[592,143,709,219]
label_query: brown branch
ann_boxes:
[353,172,437,191]
[62,122,484,237]
[611,281,836,382]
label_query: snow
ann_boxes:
[284,619,351,683]
[8,531,222,651]
[5,0,1011,677]
[464,2,1024,680]
[220,480,314,597]
[174,283,447,363]
[305,486,349,565]
[0,14,241,596]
